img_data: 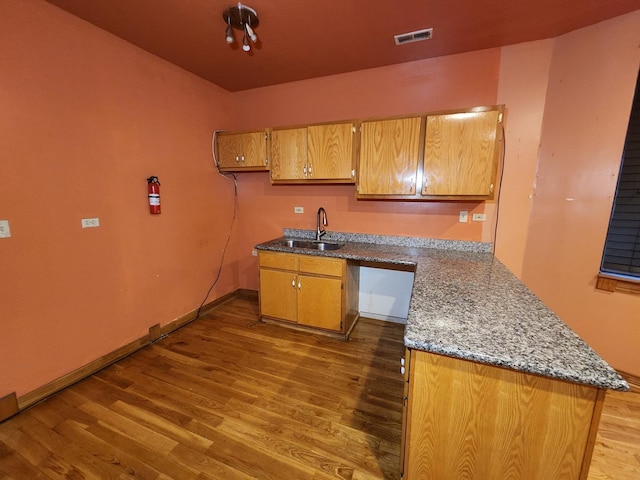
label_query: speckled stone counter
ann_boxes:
[256,230,629,392]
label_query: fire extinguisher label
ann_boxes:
[149,194,160,206]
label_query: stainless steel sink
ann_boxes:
[282,239,343,251]
[314,242,342,251]
[282,239,314,248]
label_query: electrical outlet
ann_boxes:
[294,206,304,214]
[81,218,100,228]
[0,219,11,238]
[252,249,257,256]
[459,211,468,223]
[472,213,487,222]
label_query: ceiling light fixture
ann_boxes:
[222,3,259,52]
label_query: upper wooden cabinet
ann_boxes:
[270,122,357,183]
[357,106,503,200]
[422,109,501,197]
[357,116,423,196]
[216,130,269,171]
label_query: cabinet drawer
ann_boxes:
[259,251,298,271]
[298,256,344,277]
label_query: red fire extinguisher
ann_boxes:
[147,176,161,214]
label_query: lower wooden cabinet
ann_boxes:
[258,250,359,337]
[400,349,605,480]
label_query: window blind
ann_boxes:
[601,71,640,277]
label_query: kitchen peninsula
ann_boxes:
[256,229,628,480]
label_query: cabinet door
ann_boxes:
[297,275,343,331]
[422,110,500,196]
[358,117,422,195]
[259,269,297,323]
[216,131,268,171]
[307,123,355,181]
[271,128,307,180]
[216,134,242,169]
[240,131,268,168]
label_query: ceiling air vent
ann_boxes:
[394,28,433,46]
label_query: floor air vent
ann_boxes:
[394,28,433,46]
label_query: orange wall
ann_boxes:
[3,1,639,402]
[494,40,554,277]
[521,11,640,375]
[228,50,501,290]
[0,1,237,397]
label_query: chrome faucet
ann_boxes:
[316,207,327,241]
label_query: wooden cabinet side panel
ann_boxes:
[271,128,308,180]
[297,275,343,331]
[400,348,412,477]
[405,351,600,480]
[307,123,354,180]
[358,117,422,195]
[423,110,499,196]
[579,388,606,480]
[344,262,360,333]
[241,131,268,167]
[259,269,298,322]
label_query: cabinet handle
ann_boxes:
[303,165,307,177]
[298,280,302,289]
[291,278,296,288]
[401,366,405,375]
[308,164,313,176]
[401,357,405,366]
[241,154,245,163]
[235,155,240,163]
[489,183,494,194]
[351,169,355,178]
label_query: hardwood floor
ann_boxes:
[0,293,638,479]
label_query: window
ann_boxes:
[598,69,640,294]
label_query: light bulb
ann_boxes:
[245,23,257,43]
[242,31,251,51]
[225,17,234,44]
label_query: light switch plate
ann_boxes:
[81,218,100,228]
[0,219,11,238]
[459,211,468,223]
[294,206,304,214]
[472,213,487,222]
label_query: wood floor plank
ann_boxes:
[0,295,637,479]
[54,419,162,479]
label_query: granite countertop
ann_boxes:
[256,229,629,392]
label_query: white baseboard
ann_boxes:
[359,312,407,324]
